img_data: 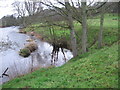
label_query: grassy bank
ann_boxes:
[24,14,118,52]
[1,13,118,88]
[2,43,118,88]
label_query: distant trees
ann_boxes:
[1,15,18,27]
[12,0,43,27]
[104,2,118,13]
[12,1,26,18]
[12,1,26,27]
[24,0,43,16]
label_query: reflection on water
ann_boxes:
[0,26,73,84]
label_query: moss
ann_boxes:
[19,48,31,57]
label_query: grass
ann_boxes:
[24,13,118,52]
[1,13,118,88]
[2,43,118,88]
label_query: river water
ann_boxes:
[0,26,73,84]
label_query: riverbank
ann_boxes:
[1,14,118,88]
[0,26,73,85]
[2,43,118,88]
[23,14,118,53]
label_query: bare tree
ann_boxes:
[12,0,43,27]
[12,1,26,18]
[24,0,43,16]
[64,0,78,56]
[41,0,78,57]
[32,0,109,55]
[12,1,26,26]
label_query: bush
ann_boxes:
[19,42,38,57]
[19,48,31,57]
[25,42,38,52]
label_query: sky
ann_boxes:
[0,0,15,19]
[0,0,64,19]
[0,0,27,19]
[0,0,119,19]
[0,0,52,19]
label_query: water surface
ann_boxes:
[0,26,73,84]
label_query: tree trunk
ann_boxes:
[65,1,78,57]
[68,15,78,57]
[21,17,26,28]
[81,1,87,53]
[98,9,104,48]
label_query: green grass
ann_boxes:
[2,13,118,88]
[24,13,118,52]
[2,43,118,88]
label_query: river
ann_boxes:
[0,26,73,84]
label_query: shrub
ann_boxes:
[25,42,38,52]
[19,48,31,57]
[19,42,38,57]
